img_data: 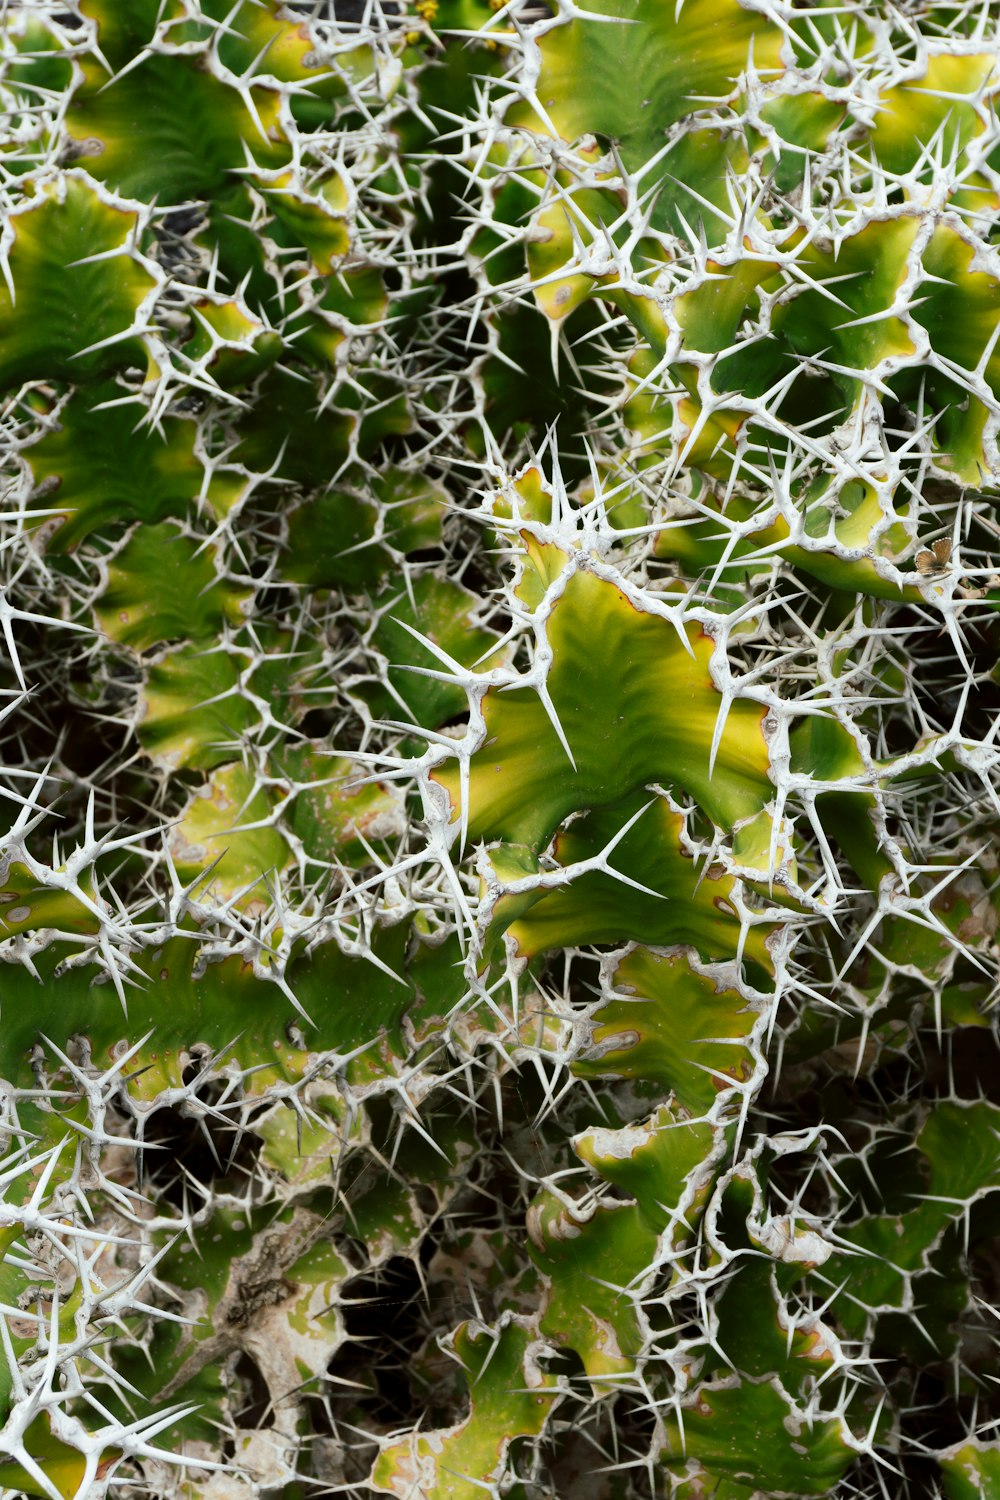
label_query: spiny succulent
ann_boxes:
[2,2,1000,1499]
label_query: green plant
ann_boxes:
[2,1,1000,1497]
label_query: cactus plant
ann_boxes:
[2,1,1000,1498]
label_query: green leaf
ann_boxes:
[67,53,287,201]
[778,217,921,398]
[0,176,157,390]
[0,923,445,1105]
[573,1103,719,1239]
[355,573,505,731]
[941,1441,1000,1500]
[23,384,240,553]
[573,944,762,1116]
[484,793,775,977]
[0,1415,119,1500]
[507,0,783,238]
[283,468,445,593]
[95,522,248,650]
[661,1377,857,1495]
[138,629,324,771]
[276,747,406,869]
[0,859,101,940]
[434,563,771,847]
[527,1191,654,1379]
[370,1318,559,1499]
[169,762,291,904]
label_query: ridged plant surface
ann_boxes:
[2,2,1000,1499]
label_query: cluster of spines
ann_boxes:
[0,2,1000,1499]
